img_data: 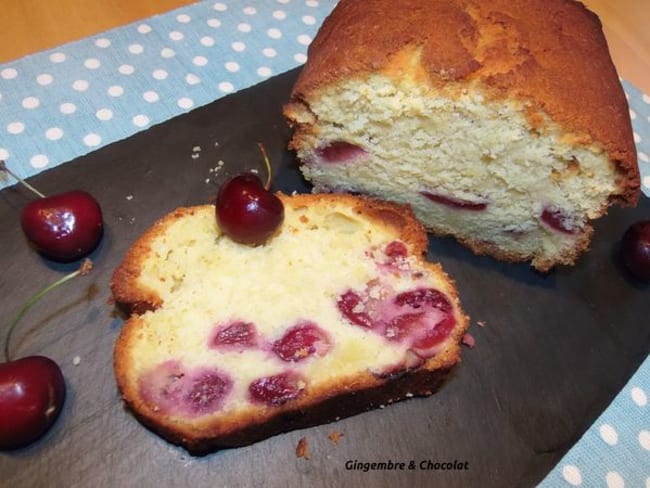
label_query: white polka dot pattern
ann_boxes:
[541,378,650,487]
[0,0,334,184]
[0,5,649,482]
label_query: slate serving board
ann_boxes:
[1,68,648,488]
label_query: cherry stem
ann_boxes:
[3,259,92,362]
[0,160,46,199]
[257,143,273,190]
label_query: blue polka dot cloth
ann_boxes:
[0,1,648,485]
[0,0,327,182]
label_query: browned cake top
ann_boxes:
[290,0,639,203]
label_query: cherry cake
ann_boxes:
[111,193,468,454]
[284,0,640,271]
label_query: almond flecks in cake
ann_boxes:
[139,360,233,417]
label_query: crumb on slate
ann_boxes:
[126,195,133,200]
[477,320,487,327]
[296,437,309,459]
[328,431,344,445]
[192,145,202,152]
[72,356,81,366]
[462,333,476,348]
[79,258,93,275]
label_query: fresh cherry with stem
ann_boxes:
[216,143,285,246]
[1,161,103,262]
[0,259,92,450]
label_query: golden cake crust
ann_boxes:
[286,0,639,204]
[111,193,430,313]
[111,193,469,454]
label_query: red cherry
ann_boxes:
[216,173,284,246]
[0,356,65,450]
[0,260,91,450]
[621,220,650,282]
[271,322,331,362]
[540,206,577,234]
[337,290,375,329]
[420,190,488,211]
[20,190,103,262]
[315,141,367,164]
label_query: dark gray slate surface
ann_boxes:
[1,68,648,488]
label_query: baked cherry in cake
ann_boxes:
[1,161,104,262]
[0,260,92,450]
[111,193,468,454]
[284,0,640,272]
[315,141,368,164]
[621,220,650,281]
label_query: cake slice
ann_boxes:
[284,0,640,271]
[111,193,469,454]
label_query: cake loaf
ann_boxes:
[111,193,468,454]
[284,0,640,271]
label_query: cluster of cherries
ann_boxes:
[0,147,283,451]
[1,144,648,450]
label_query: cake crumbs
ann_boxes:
[208,160,225,180]
[72,355,81,366]
[462,333,476,348]
[328,431,344,445]
[477,320,487,327]
[191,153,200,160]
[296,437,309,459]
[192,145,202,152]
[125,195,133,201]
